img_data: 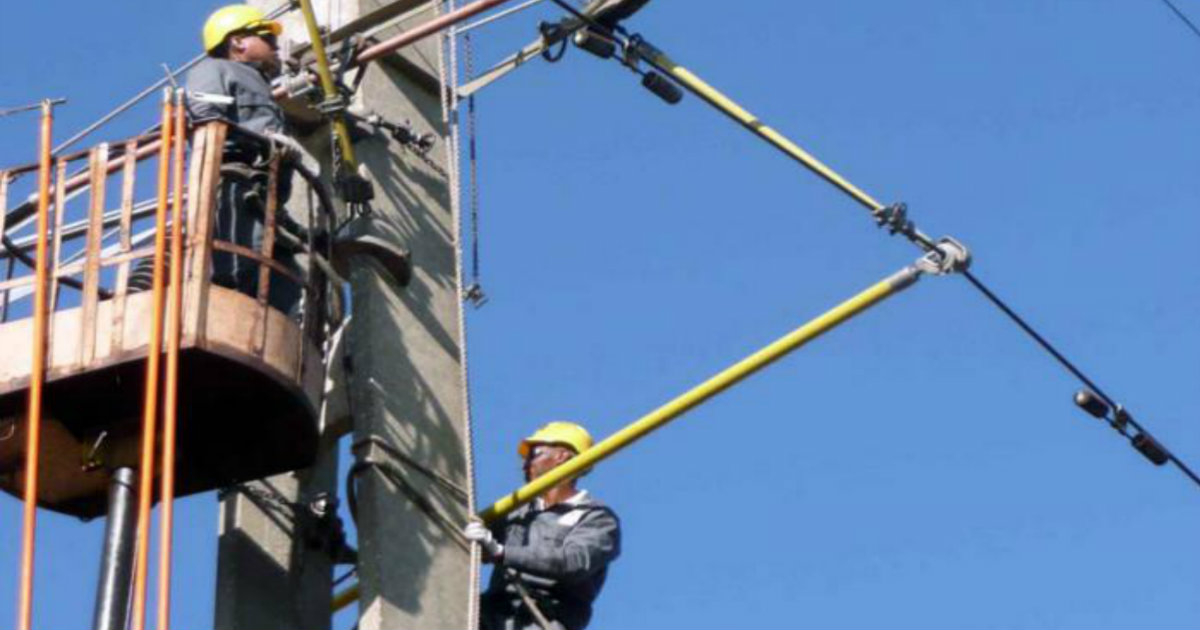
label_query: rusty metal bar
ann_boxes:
[269,0,519,100]
[103,247,159,270]
[0,172,9,321]
[250,158,281,355]
[112,140,138,352]
[2,199,156,256]
[0,172,7,245]
[16,98,56,630]
[47,160,66,316]
[156,90,187,630]
[356,0,515,65]
[80,144,109,368]
[4,138,162,237]
[183,124,225,349]
[0,257,12,322]
[211,241,305,286]
[130,91,173,630]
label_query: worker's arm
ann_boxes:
[184,60,236,124]
[502,508,621,581]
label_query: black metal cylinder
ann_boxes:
[1074,389,1109,419]
[642,71,683,105]
[92,467,137,630]
[573,29,616,59]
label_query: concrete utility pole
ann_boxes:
[216,1,475,629]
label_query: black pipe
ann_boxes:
[92,467,137,630]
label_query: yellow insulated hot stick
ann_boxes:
[298,0,359,172]
[333,260,934,613]
[628,37,887,215]
[479,263,922,520]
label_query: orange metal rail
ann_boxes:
[156,89,187,630]
[16,98,55,630]
[130,90,173,630]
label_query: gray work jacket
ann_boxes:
[482,491,621,630]
[185,57,283,136]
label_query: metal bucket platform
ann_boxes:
[0,122,333,519]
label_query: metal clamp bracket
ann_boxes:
[915,237,971,276]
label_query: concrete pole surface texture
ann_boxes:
[215,1,474,629]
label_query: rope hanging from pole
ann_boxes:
[436,5,484,627]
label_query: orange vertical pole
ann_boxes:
[16,98,55,630]
[130,90,173,630]
[155,89,187,630]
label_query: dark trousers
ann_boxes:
[211,166,301,316]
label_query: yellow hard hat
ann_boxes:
[518,421,593,459]
[203,4,283,52]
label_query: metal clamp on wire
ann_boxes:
[1073,390,1171,466]
[277,70,316,99]
[915,237,971,276]
[316,94,349,116]
[362,113,437,153]
[621,35,683,105]
[873,202,917,239]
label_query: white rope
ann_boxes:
[436,3,482,628]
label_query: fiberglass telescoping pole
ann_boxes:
[297,0,360,174]
[545,0,938,253]
[478,260,938,521]
[332,248,967,612]
[547,0,1200,492]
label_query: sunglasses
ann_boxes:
[525,446,557,462]
[255,30,278,47]
[238,28,278,48]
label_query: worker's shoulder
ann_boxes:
[567,494,620,522]
[186,57,260,85]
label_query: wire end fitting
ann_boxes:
[915,237,971,276]
[1073,391,1171,467]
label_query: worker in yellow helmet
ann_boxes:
[186,4,310,314]
[464,421,622,630]
[191,4,286,137]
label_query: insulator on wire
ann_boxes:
[1074,389,1109,419]
[642,71,682,105]
[1132,433,1169,466]
[574,29,616,59]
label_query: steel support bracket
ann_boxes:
[332,215,412,287]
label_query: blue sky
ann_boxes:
[3,1,1200,628]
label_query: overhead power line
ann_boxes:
[1158,0,1200,43]
[546,0,1200,492]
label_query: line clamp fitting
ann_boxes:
[916,237,971,276]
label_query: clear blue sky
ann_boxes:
[2,1,1199,628]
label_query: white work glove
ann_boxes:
[267,131,321,176]
[463,521,504,559]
